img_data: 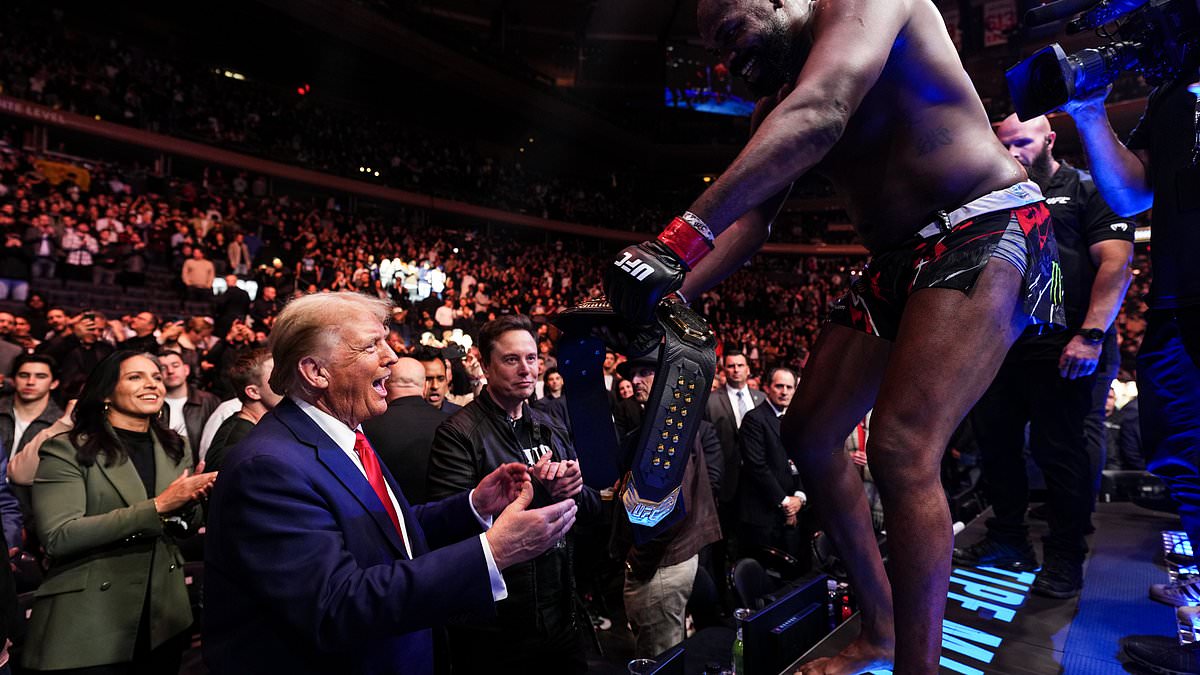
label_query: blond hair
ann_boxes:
[268,292,392,397]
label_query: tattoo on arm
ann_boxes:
[916,127,954,157]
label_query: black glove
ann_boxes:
[603,240,685,326]
[595,319,663,360]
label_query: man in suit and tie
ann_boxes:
[705,351,766,505]
[204,292,578,675]
[362,356,447,505]
[705,350,765,579]
[739,367,809,568]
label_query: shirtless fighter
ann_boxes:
[603,0,1064,672]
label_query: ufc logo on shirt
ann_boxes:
[614,251,655,281]
[521,444,552,466]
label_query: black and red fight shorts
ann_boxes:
[830,181,1066,341]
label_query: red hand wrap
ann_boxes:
[658,217,713,270]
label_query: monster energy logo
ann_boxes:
[1050,261,1064,307]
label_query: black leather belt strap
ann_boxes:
[554,298,717,543]
[554,300,624,491]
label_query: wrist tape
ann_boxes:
[658,211,714,270]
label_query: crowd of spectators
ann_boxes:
[0,0,733,240]
[0,126,857,382]
[1115,252,1152,375]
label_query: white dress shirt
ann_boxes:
[295,398,507,600]
[725,384,752,428]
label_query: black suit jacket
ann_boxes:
[612,397,643,443]
[361,395,446,505]
[738,402,802,527]
[704,386,765,503]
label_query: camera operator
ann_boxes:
[1063,52,1200,670]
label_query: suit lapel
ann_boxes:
[95,454,148,506]
[276,400,411,558]
[767,408,783,438]
[94,424,152,506]
[718,388,735,422]
[152,430,184,495]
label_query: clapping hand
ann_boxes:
[471,462,530,519]
[155,461,218,514]
[485,482,577,570]
[531,452,583,501]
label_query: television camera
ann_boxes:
[1006,0,1200,120]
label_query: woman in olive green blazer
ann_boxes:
[25,352,217,674]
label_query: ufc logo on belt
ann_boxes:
[614,251,655,281]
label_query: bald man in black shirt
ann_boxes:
[954,114,1134,599]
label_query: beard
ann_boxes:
[1025,142,1056,190]
[742,16,809,99]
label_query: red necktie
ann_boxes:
[354,431,406,542]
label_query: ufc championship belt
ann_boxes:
[553,298,717,543]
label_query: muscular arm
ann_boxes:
[689,0,909,233]
[1065,101,1153,217]
[680,0,909,297]
[1083,239,1134,331]
[679,193,786,300]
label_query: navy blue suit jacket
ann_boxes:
[203,398,496,675]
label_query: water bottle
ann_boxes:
[732,607,752,675]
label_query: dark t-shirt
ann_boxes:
[1010,163,1134,360]
[1127,75,1200,309]
[510,414,552,467]
[114,427,157,500]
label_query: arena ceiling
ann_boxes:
[409,0,702,47]
[404,0,706,87]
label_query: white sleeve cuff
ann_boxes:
[478,533,508,601]
[466,489,494,530]
[795,491,807,503]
